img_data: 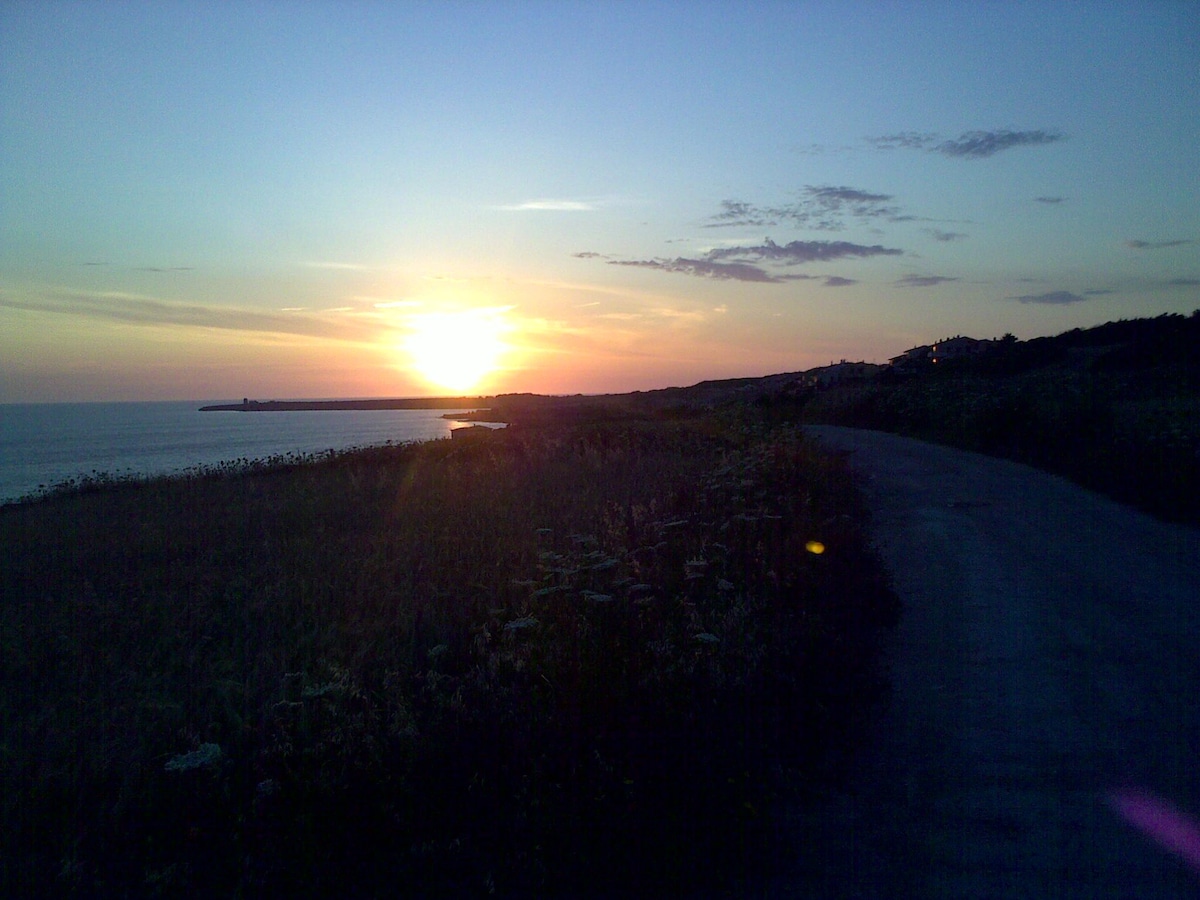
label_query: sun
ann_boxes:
[401,309,510,394]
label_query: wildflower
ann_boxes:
[255,778,281,800]
[164,743,223,772]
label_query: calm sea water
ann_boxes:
[0,401,487,504]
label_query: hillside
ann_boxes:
[799,311,1200,523]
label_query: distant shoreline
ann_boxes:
[200,397,492,413]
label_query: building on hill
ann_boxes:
[888,345,932,374]
[930,336,994,364]
[805,360,885,388]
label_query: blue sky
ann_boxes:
[2,1,1197,401]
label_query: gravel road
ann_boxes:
[765,426,1200,898]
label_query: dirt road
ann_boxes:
[767,426,1200,898]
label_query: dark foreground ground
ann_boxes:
[0,416,899,898]
[765,427,1200,897]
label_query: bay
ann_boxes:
[0,401,488,504]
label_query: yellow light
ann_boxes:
[402,309,510,394]
[805,541,826,555]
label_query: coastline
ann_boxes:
[200,397,492,413]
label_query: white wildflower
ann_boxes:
[164,743,223,772]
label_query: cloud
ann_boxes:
[501,199,595,211]
[1034,196,1067,204]
[706,238,903,265]
[823,276,857,287]
[868,129,1065,159]
[925,229,967,242]
[0,288,375,341]
[896,274,959,287]
[705,185,902,231]
[1083,289,1115,296]
[134,266,194,272]
[706,199,781,228]
[1126,239,1193,250]
[1008,290,1088,305]
[608,257,784,283]
[593,237,903,283]
[936,129,1064,158]
[572,251,607,259]
[1167,278,1200,286]
[867,132,938,151]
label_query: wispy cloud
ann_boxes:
[706,238,904,265]
[869,128,1065,159]
[134,266,194,272]
[1167,278,1200,286]
[705,185,903,231]
[937,129,1064,158]
[1008,290,1088,305]
[823,276,857,287]
[0,288,375,341]
[592,237,902,284]
[1083,289,1115,296]
[500,199,596,211]
[896,274,959,287]
[866,131,938,151]
[1034,196,1067,204]
[1126,239,1193,250]
[608,257,787,283]
[572,251,607,259]
[924,229,967,242]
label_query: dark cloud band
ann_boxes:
[1126,239,1192,250]
[869,128,1065,159]
[1007,290,1088,305]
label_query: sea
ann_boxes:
[0,401,491,504]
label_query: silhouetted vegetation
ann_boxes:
[1,414,897,897]
[804,311,1200,523]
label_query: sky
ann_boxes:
[1,1,1197,402]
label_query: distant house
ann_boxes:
[888,345,932,374]
[929,336,993,364]
[805,360,885,388]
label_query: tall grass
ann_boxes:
[1,414,897,897]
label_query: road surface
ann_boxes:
[766,426,1200,898]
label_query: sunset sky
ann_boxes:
[2,1,1197,402]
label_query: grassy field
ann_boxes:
[1,412,898,897]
